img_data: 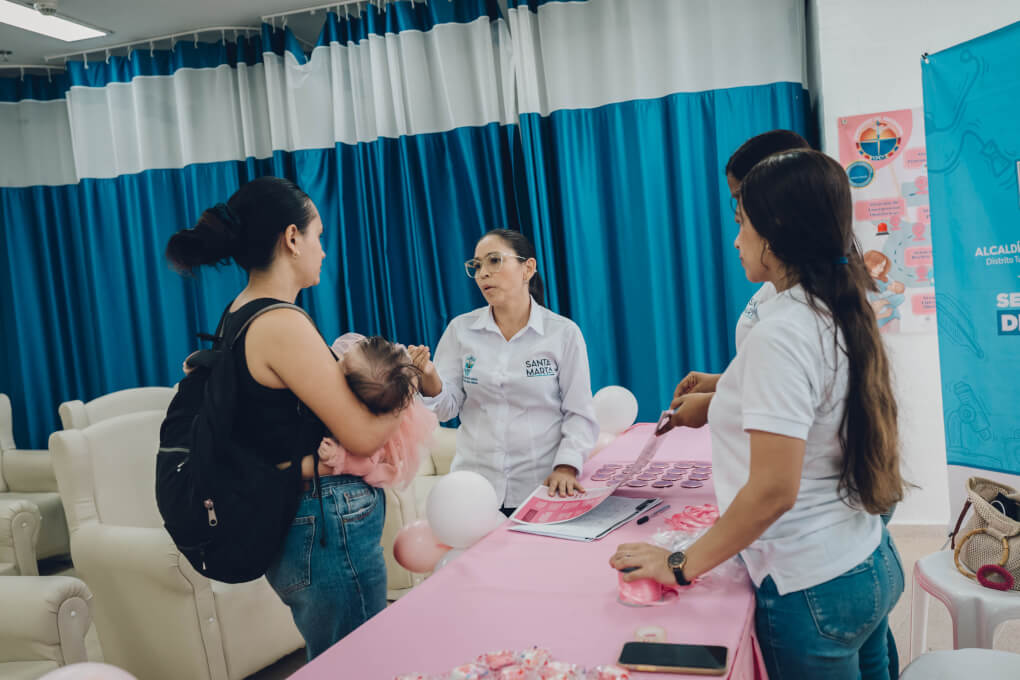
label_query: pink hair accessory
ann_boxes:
[589,667,631,680]
[331,332,366,356]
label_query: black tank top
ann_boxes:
[222,298,328,466]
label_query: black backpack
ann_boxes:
[155,299,319,584]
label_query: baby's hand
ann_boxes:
[318,437,342,464]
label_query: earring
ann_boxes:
[293,251,300,258]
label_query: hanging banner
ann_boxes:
[837,108,936,335]
[922,21,1020,474]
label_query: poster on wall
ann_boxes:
[922,21,1020,474]
[837,108,936,334]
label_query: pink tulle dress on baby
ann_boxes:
[321,333,438,490]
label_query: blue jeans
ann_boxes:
[265,475,387,660]
[754,528,905,680]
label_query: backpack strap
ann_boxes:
[224,299,329,546]
[226,301,315,349]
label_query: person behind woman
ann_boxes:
[411,229,599,516]
[166,177,400,659]
[611,151,907,679]
[662,129,810,431]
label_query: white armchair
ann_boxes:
[0,575,93,680]
[57,387,176,431]
[0,498,41,576]
[0,394,69,575]
[48,411,303,680]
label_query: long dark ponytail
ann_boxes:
[483,229,545,304]
[166,176,316,275]
[740,150,905,514]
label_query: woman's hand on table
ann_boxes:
[544,465,585,497]
[609,542,675,585]
[657,392,713,435]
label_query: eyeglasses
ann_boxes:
[464,251,527,278]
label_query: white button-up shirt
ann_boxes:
[423,300,599,508]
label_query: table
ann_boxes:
[293,424,767,679]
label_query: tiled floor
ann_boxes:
[46,524,1020,678]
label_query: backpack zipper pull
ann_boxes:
[176,459,187,472]
[204,499,218,526]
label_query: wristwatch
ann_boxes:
[667,551,692,586]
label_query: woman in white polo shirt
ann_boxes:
[411,229,598,515]
[611,150,907,680]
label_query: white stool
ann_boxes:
[910,550,1020,660]
[901,649,1020,679]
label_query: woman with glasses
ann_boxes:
[409,229,599,517]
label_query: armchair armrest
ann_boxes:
[3,449,58,492]
[0,575,92,665]
[0,497,41,575]
[69,524,228,680]
[70,523,205,594]
[57,400,88,431]
[428,426,457,476]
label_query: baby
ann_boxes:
[316,333,438,489]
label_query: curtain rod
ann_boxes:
[45,25,261,64]
[0,64,65,81]
[261,0,425,25]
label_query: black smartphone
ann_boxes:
[618,642,728,675]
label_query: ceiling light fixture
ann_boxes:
[0,0,107,42]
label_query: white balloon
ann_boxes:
[426,471,500,548]
[592,431,617,455]
[433,548,466,571]
[592,386,639,435]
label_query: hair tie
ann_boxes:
[837,256,849,265]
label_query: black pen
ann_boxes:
[636,504,671,525]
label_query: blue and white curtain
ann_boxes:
[0,0,809,447]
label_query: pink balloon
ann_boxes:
[40,663,138,680]
[393,519,450,573]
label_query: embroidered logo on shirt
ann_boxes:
[464,355,479,384]
[742,297,760,321]
[524,357,558,378]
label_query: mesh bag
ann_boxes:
[951,477,1020,592]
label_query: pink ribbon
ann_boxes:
[664,503,719,532]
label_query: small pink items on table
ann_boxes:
[395,648,630,680]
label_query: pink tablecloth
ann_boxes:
[292,424,767,680]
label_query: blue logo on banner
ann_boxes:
[846,161,875,188]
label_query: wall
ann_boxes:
[807,0,1020,524]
